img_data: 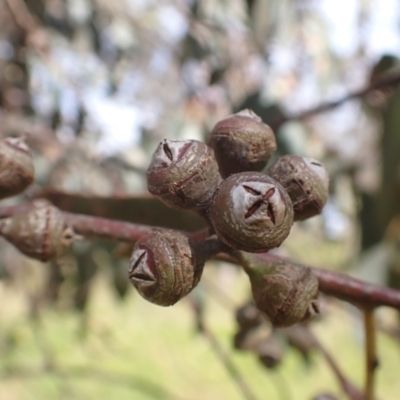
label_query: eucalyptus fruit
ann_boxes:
[210,172,293,252]
[235,303,264,331]
[233,324,270,351]
[268,155,329,221]
[257,333,284,369]
[147,139,221,211]
[246,259,320,327]
[209,109,276,178]
[0,201,78,262]
[0,137,35,199]
[129,229,204,306]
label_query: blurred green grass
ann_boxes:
[0,229,400,400]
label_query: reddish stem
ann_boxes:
[64,212,153,242]
[309,329,364,400]
[2,203,400,311]
[253,252,400,310]
[271,71,400,130]
[0,202,210,243]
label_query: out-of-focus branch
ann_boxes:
[2,203,400,311]
[38,189,207,231]
[250,252,400,311]
[3,0,38,33]
[64,212,158,243]
[271,71,400,130]
[0,202,208,243]
[363,309,378,400]
[201,322,260,400]
[308,329,364,400]
[66,212,211,244]
[187,294,259,400]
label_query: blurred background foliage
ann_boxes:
[1,0,400,399]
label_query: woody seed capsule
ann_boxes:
[129,229,204,306]
[209,109,276,178]
[0,201,77,262]
[268,155,329,221]
[210,172,293,253]
[147,139,221,211]
[246,259,320,327]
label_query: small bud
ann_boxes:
[210,172,293,253]
[246,259,320,327]
[147,139,221,210]
[0,137,34,199]
[209,109,277,178]
[267,155,329,221]
[257,333,284,369]
[280,324,317,363]
[129,229,203,306]
[235,303,264,331]
[233,325,268,351]
[0,201,77,262]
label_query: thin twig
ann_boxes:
[363,309,378,400]
[308,329,364,400]
[2,204,400,311]
[64,212,156,242]
[187,294,259,400]
[0,202,210,243]
[195,279,290,400]
[201,323,260,400]
[271,71,400,130]
[250,252,400,311]
[3,0,38,33]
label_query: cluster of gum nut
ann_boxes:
[0,112,328,327]
[129,109,329,327]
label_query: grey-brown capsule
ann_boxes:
[246,259,320,327]
[210,172,293,253]
[280,324,317,363]
[0,201,77,262]
[147,139,221,210]
[257,333,284,369]
[233,324,268,351]
[209,109,276,178]
[267,155,329,221]
[0,137,34,199]
[129,229,203,306]
[235,303,264,331]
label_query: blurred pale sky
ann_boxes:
[28,0,400,156]
[320,0,400,58]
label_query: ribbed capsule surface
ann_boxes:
[209,109,276,178]
[247,259,320,327]
[0,202,77,262]
[147,139,221,210]
[268,155,329,221]
[210,172,293,253]
[0,137,34,199]
[129,229,203,306]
